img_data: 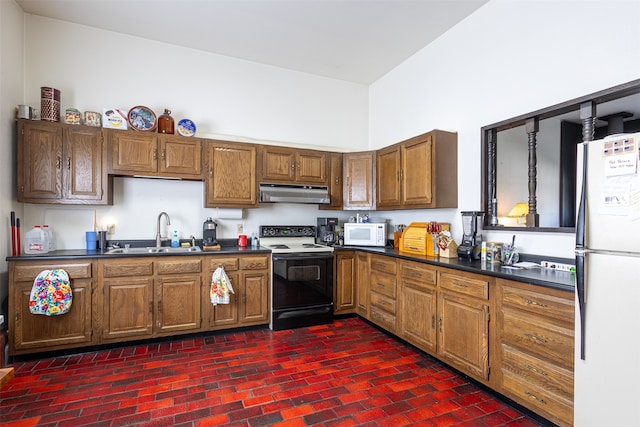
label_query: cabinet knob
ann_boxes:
[56,156,61,169]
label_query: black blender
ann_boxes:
[457,211,484,260]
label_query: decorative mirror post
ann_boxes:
[525,117,540,227]
[486,128,499,226]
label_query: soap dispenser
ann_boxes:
[171,230,179,248]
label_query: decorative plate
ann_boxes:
[128,106,157,131]
[177,118,196,137]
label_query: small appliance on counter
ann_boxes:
[457,211,484,260]
[202,217,218,249]
[316,217,338,245]
[343,222,387,247]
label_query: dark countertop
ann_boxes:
[335,245,575,293]
[7,240,575,293]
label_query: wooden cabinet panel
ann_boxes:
[376,145,401,208]
[368,255,397,333]
[109,131,158,174]
[260,146,326,185]
[438,290,490,380]
[344,151,375,209]
[239,255,269,270]
[156,258,202,275]
[370,272,397,299]
[355,252,369,317]
[205,141,257,207]
[11,278,92,353]
[376,130,456,210]
[497,279,574,427]
[439,271,489,300]
[159,135,202,178]
[320,153,344,210]
[241,271,269,324]
[399,260,437,353]
[9,261,94,355]
[211,269,240,327]
[334,252,356,314]
[102,277,154,341]
[17,119,109,204]
[155,275,201,334]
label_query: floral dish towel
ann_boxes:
[29,269,73,316]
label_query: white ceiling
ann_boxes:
[15,0,488,84]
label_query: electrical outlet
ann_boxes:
[107,224,115,234]
[237,223,243,234]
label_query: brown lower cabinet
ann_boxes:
[8,253,270,356]
[335,252,574,427]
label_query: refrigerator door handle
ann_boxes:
[575,143,589,361]
[574,250,586,360]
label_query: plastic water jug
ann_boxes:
[25,225,49,254]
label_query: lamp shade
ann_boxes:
[507,203,528,218]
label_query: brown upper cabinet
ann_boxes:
[17,119,111,205]
[107,130,202,179]
[259,146,327,185]
[320,152,344,210]
[343,151,376,210]
[376,130,457,209]
[204,140,258,207]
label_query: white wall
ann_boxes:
[0,0,25,317]
[370,0,640,257]
[19,14,369,247]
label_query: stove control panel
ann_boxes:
[260,225,316,238]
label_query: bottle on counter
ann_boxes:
[171,230,179,248]
[25,225,49,254]
[43,224,55,251]
[157,108,174,134]
[251,233,259,248]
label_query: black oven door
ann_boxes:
[272,252,334,330]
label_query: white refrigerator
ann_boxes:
[574,133,640,426]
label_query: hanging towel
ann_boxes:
[210,265,234,306]
[29,269,73,316]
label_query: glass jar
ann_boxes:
[157,108,174,134]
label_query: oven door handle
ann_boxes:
[273,253,334,261]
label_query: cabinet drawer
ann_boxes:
[370,255,397,275]
[400,261,436,287]
[502,369,573,427]
[502,307,574,368]
[370,306,396,332]
[370,291,396,315]
[157,258,202,275]
[207,257,239,272]
[439,272,488,300]
[101,260,153,277]
[240,255,269,270]
[502,285,573,323]
[370,271,397,299]
[13,262,92,280]
[502,344,573,400]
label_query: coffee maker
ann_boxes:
[202,217,218,246]
[457,211,484,260]
[317,217,338,245]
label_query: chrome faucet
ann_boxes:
[156,212,171,248]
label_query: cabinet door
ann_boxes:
[108,131,158,174]
[344,151,375,209]
[355,252,369,317]
[261,146,296,182]
[402,135,433,206]
[18,120,63,201]
[205,142,257,207]
[240,271,269,324]
[11,278,92,353]
[295,149,326,184]
[321,153,343,210]
[438,291,490,380]
[334,251,356,314]
[211,269,240,327]
[102,278,154,341]
[159,135,202,178]
[376,145,401,208]
[399,261,438,353]
[64,125,106,202]
[155,275,202,334]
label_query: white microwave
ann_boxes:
[343,223,387,247]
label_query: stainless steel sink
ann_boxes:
[106,246,202,254]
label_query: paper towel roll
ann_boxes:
[215,208,243,219]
